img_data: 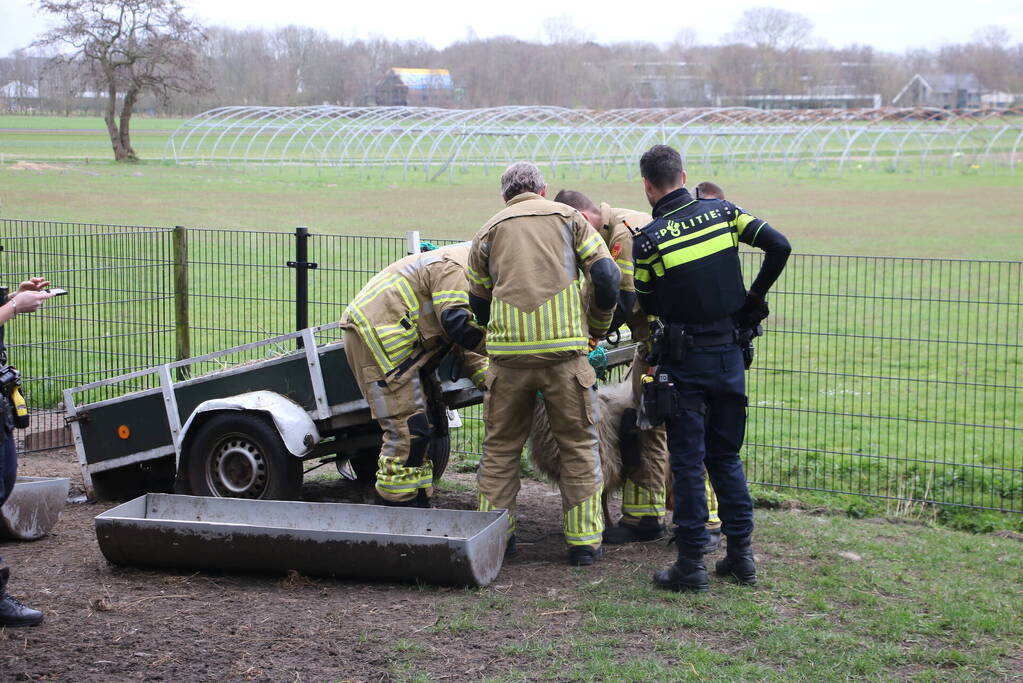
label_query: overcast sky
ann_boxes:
[2,0,1021,56]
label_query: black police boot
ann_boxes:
[0,568,44,627]
[714,535,757,585]
[653,545,709,593]
[602,516,666,544]
[568,545,603,567]
[504,534,518,559]
[702,526,722,554]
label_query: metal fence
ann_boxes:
[1,219,1020,513]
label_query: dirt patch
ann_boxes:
[7,161,72,173]
[0,451,680,681]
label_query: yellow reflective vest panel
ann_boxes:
[468,193,615,367]
[341,244,485,378]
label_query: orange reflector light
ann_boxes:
[117,425,131,439]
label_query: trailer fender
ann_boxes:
[177,391,320,462]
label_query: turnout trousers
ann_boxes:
[478,355,604,548]
[662,343,753,550]
[344,332,442,503]
[622,346,668,525]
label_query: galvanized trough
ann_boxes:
[0,476,70,541]
[95,494,509,587]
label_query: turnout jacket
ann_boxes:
[468,193,619,367]
[596,202,651,295]
[633,188,791,327]
[341,243,486,384]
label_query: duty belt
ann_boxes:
[649,322,737,365]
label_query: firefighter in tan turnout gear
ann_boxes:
[341,243,488,507]
[468,161,621,566]
[553,190,669,544]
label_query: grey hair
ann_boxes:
[500,161,545,201]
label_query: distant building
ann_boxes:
[375,68,455,107]
[892,73,984,109]
[724,85,882,110]
[621,62,711,107]
[0,80,41,112]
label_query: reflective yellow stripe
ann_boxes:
[576,232,603,260]
[616,259,635,276]
[621,480,666,518]
[486,287,587,357]
[432,290,469,307]
[661,233,735,270]
[376,456,433,492]
[735,213,756,237]
[564,488,603,546]
[467,265,492,288]
[657,221,730,251]
[479,494,514,537]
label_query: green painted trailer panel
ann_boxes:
[173,356,316,422]
[319,345,364,407]
[79,392,172,464]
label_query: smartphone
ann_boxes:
[47,288,69,296]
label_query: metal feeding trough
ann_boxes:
[0,476,70,541]
[95,494,509,587]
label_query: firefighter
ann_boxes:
[552,189,669,544]
[341,243,487,508]
[634,145,790,591]
[468,162,620,567]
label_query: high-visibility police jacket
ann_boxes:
[467,193,618,367]
[633,188,791,327]
[341,243,486,382]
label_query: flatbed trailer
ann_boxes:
[65,321,637,501]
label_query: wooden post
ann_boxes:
[173,226,190,380]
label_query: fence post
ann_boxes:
[406,230,421,255]
[173,226,191,380]
[288,226,317,348]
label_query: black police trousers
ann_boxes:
[663,343,754,550]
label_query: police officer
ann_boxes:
[553,189,670,544]
[341,244,488,508]
[468,162,620,566]
[1,277,54,626]
[632,146,790,591]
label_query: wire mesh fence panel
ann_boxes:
[0,220,175,451]
[2,219,1020,513]
[745,253,1022,513]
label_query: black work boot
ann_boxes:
[603,516,666,544]
[702,526,722,554]
[381,489,432,509]
[653,545,709,593]
[0,568,44,627]
[504,534,518,559]
[715,535,757,585]
[568,545,603,567]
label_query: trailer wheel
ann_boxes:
[187,413,302,500]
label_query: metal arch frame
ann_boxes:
[164,105,1023,179]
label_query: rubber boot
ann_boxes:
[653,545,709,593]
[702,526,722,554]
[714,535,757,585]
[567,545,603,567]
[381,489,432,509]
[504,534,518,559]
[602,515,666,544]
[0,567,44,627]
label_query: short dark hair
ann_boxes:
[695,181,724,200]
[553,189,598,214]
[639,145,684,190]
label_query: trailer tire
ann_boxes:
[186,412,302,500]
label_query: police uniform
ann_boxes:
[634,187,790,588]
[341,244,488,505]
[467,192,619,562]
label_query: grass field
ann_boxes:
[1,115,1021,524]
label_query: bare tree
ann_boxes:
[34,0,209,161]
[724,7,814,52]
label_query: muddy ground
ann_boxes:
[2,449,683,682]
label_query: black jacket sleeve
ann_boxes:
[741,221,791,296]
